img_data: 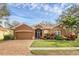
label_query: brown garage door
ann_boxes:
[15,32,33,40]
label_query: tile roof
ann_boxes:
[34,22,58,29]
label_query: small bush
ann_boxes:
[55,34,63,40]
[4,34,15,40]
[66,32,77,40]
[44,33,50,39]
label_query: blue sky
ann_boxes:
[7,3,74,25]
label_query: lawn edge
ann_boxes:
[29,47,79,50]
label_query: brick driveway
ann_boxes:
[0,40,33,55]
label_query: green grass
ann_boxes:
[31,38,79,55]
[31,50,79,55]
[31,39,79,47]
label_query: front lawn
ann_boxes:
[31,39,79,47]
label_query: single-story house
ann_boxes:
[12,23,66,40]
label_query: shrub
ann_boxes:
[3,31,15,40]
[66,32,77,40]
[55,34,63,40]
[44,33,50,39]
[4,34,15,40]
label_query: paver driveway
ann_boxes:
[0,40,33,55]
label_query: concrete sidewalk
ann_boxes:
[30,47,79,50]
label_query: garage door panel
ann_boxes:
[15,32,33,40]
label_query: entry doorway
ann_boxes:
[35,29,42,39]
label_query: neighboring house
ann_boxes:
[0,27,10,40]
[12,23,66,40]
[0,27,6,40]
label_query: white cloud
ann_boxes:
[42,4,63,15]
[9,3,63,15]
[30,3,39,9]
[61,4,66,8]
[52,6,63,15]
[43,4,50,11]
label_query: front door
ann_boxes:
[35,29,42,39]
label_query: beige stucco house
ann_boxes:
[12,23,66,40]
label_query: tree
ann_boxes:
[57,4,79,34]
[60,14,77,32]
[0,3,10,18]
[10,20,20,27]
